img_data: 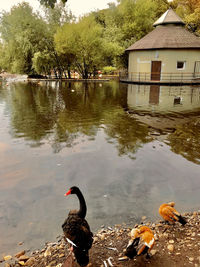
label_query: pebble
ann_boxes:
[167,244,174,252]
[189,257,194,262]
[25,257,35,266]
[15,251,25,258]
[18,255,29,261]
[44,246,53,257]
[169,240,175,244]
[49,260,56,266]
[3,256,12,261]
[150,249,157,256]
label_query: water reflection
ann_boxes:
[167,120,200,165]
[0,81,151,156]
[126,84,200,164]
[127,84,200,114]
[1,81,200,256]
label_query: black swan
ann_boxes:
[62,186,93,266]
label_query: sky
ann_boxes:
[0,0,118,17]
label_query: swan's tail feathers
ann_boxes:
[73,247,89,267]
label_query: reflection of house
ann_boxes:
[127,84,200,113]
[124,8,200,84]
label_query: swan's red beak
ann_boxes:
[64,189,71,196]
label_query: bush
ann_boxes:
[102,66,117,74]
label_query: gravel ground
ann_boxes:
[1,211,200,267]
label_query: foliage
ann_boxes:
[43,2,75,33]
[173,0,200,34]
[0,3,49,74]
[32,51,54,76]
[1,0,200,76]
[55,15,104,78]
[39,0,67,9]
[102,66,117,74]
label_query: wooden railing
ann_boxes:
[119,71,200,84]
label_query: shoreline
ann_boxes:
[1,211,200,267]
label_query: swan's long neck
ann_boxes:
[76,189,87,219]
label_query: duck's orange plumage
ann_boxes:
[159,202,187,225]
[125,226,155,259]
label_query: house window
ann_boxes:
[177,61,185,70]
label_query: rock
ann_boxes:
[18,242,24,246]
[19,261,25,265]
[15,251,26,258]
[25,257,35,266]
[59,254,65,258]
[150,249,157,256]
[100,234,106,240]
[189,257,194,262]
[169,240,175,244]
[49,260,56,266]
[3,256,12,261]
[93,237,98,243]
[142,216,147,221]
[44,246,53,257]
[167,244,174,252]
[163,233,169,238]
[19,255,29,262]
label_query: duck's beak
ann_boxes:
[64,189,71,196]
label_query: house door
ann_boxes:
[151,61,161,81]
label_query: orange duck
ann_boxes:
[62,186,93,267]
[125,225,155,259]
[159,202,187,225]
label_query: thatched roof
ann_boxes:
[126,9,200,51]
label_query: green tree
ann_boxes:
[173,0,200,34]
[32,51,54,77]
[39,0,68,8]
[0,3,49,74]
[55,15,104,78]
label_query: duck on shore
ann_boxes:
[62,186,93,267]
[125,225,155,260]
[159,202,187,225]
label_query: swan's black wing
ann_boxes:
[62,213,93,250]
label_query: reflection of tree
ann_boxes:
[4,81,151,156]
[9,82,58,143]
[168,119,200,165]
[104,111,150,158]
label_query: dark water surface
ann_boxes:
[0,80,200,256]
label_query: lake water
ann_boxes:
[0,80,200,256]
